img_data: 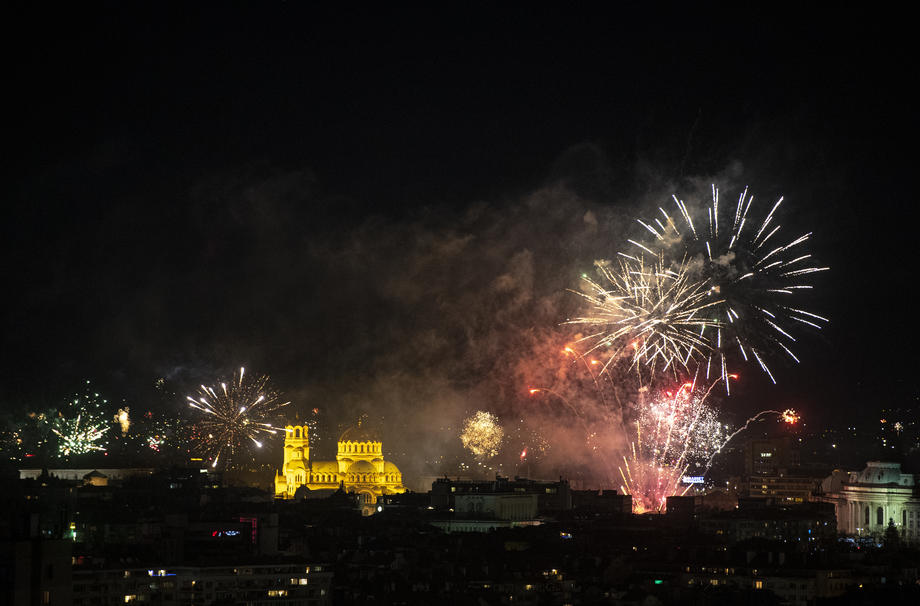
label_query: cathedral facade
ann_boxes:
[274,423,406,510]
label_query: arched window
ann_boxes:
[865,506,870,525]
[877,507,884,526]
[360,444,365,453]
[903,510,907,527]
[295,427,301,438]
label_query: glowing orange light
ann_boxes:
[564,347,574,354]
[520,448,528,460]
[528,389,539,395]
[728,374,739,380]
[781,409,800,425]
[590,359,599,365]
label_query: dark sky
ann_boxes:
[2,4,915,451]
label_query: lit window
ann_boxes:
[124,596,137,603]
[754,581,763,590]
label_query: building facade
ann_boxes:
[834,461,920,542]
[274,424,406,512]
[72,563,332,606]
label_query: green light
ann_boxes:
[654,580,663,585]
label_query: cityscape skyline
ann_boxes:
[2,7,916,487]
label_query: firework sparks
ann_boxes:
[52,414,108,456]
[115,407,130,436]
[147,433,165,451]
[628,185,829,386]
[781,408,800,425]
[460,411,504,458]
[619,378,728,512]
[568,256,722,376]
[186,367,289,468]
[49,380,111,456]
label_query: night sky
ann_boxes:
[3,6,915,469]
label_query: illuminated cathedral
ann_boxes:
[274,422,406,511]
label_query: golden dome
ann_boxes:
[338,422,378,443]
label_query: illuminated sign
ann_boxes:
[211,530,241,537]
[682,476,705,484]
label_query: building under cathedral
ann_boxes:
[274,422,406,512]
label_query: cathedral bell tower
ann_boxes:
[284,424,310,460]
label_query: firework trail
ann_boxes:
[186,367,289,468]
[460,410,504,458]
[618,377,729,512]
[568,256,722,377]
[704,407,799,468]
[627,185,828,388]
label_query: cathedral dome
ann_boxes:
[339,424,378,443]
[348,460,376,474]
[383,461,401,474]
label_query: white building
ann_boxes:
[833,461,920,541]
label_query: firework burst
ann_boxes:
[49,380,111,456]
[460,411,504,458]
[628,185,828,386]
[52,414,108,456]
[619,378,728,512]
[186,367,289,468]
[567,256,722,376]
